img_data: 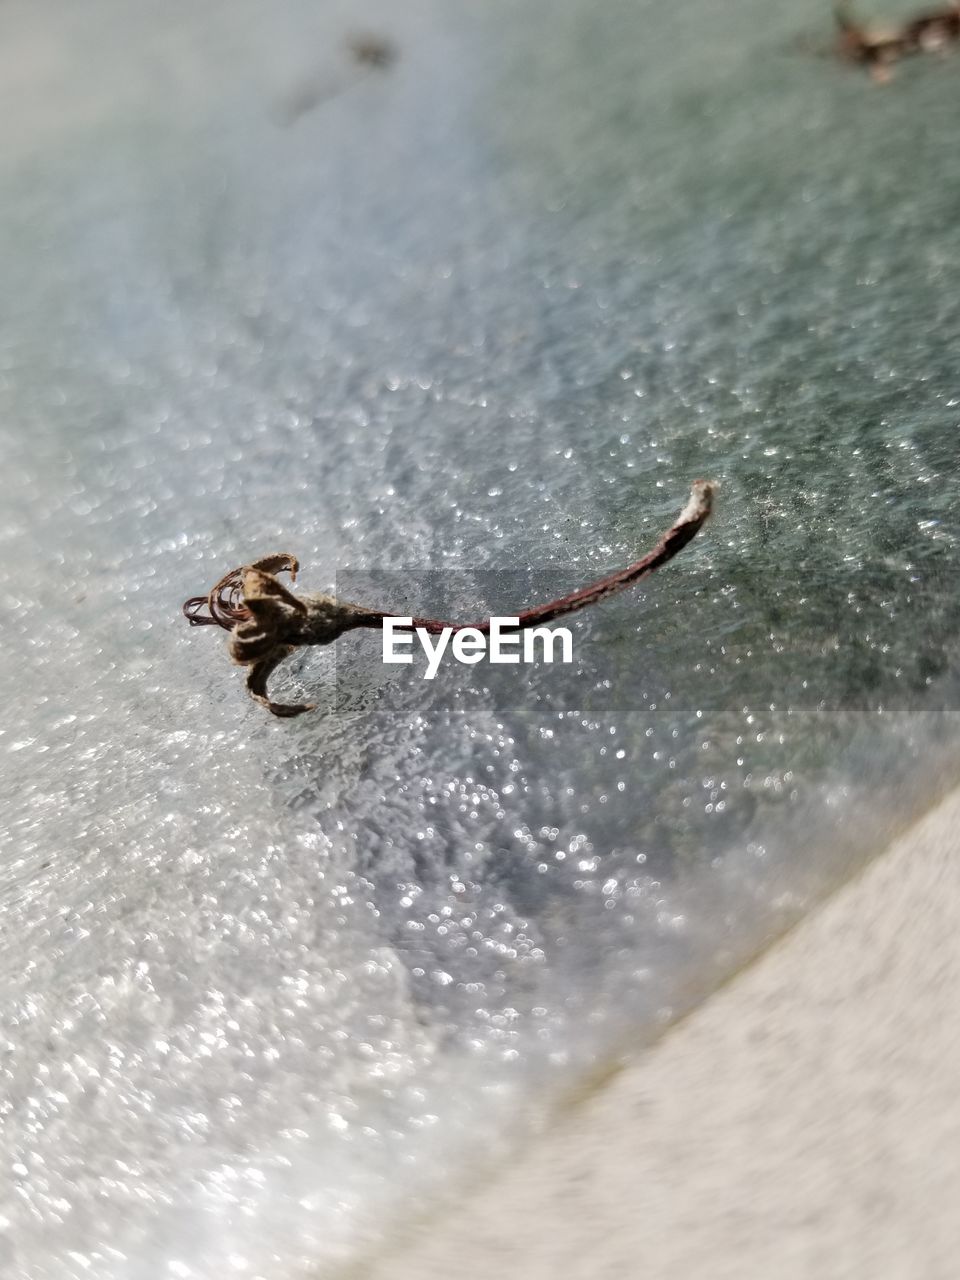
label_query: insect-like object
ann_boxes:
[183,480,715,717]
[834,1,960,79]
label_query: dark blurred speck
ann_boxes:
[347,33,398,70]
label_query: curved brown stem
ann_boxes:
[402,479,714,634]
[183,480,716,717]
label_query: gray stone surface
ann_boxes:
[361,786,960,1280]
[2,2,960,1277]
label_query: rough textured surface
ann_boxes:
[361,786,960,1280]
[2,1,960,1277]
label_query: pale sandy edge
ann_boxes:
[359,785,960,1280]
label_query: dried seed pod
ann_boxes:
[183,480,716,717]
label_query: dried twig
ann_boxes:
[279,33,397,124]
[183,480,715,717]
[834,1,960,79]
